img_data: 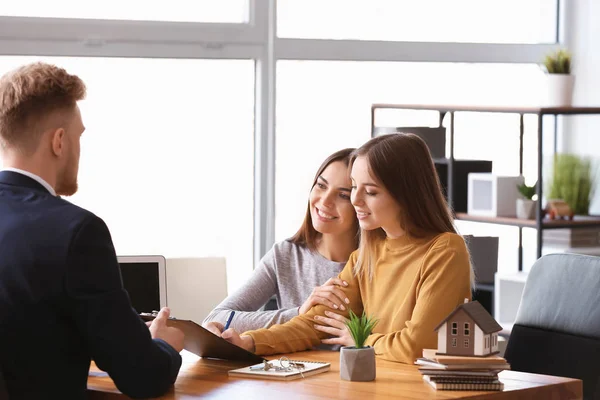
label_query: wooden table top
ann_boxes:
[87,350,582,400]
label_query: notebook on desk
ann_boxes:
[140,313,265,365]
[423,375,504,391]
[228,359,330,381]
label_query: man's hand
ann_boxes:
[149,307,185,353]
[204,321,225,337]
[221,329,255,352]
[299,278,350,315]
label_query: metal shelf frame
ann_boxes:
[370,104,600,271]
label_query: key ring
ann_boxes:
[248,357,305,377]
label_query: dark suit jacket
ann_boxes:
[0,171,182,399]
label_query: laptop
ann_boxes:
[117,255,167,314]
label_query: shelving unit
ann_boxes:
[455,213,600,229]
[370,104,600,272]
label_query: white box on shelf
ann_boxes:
[494,272,528,328]
[467,173,524,217]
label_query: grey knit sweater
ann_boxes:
[202,240,346,333]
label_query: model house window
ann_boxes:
[494,335,497,346]
[485,336,489,348]
[464,339,469,348]
[464,322,470,336]
[451,322,458,335]
[452,338,457,347]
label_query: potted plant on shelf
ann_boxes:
[516,181,537,219]
[542,48,574,107]
[547,153,597,215]
[340,310,379,382]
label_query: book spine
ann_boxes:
[432,382,504,391]
[427,377,499,383]
[286,360,328,364]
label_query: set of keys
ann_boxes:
[249,357,305,372]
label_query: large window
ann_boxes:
[0,1,249,22]
[0,1,564,288]
[275,61,544,250]
[0,57,255,292]
[278,0,558,43]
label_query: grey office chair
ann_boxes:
[504,253,600,400]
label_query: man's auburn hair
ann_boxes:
[0,62,86,154]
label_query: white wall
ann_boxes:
[437,322,447,354]
[565,0,600,214]
[474,326,485,356]
[166,258,228,323]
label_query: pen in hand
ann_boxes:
[224,311,235,331]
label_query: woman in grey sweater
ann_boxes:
[203,148,359,335]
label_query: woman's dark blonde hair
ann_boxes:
[351,133,472,280]
[290,148,359,251]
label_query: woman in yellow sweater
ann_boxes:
[222,133,473,364]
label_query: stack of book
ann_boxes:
[543,227,600,248]
[416,349,510,391]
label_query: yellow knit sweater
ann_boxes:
[245,232,472,363]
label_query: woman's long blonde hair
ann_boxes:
[351,134,472,282]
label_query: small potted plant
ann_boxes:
[516,181,537,219]
[547,153,597,215]
[542,48,574,107]
[340,310,378,382]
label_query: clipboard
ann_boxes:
[141,313,265,365]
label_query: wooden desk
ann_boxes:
[88,350,582,399]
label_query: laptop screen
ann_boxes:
[117,256,167,314]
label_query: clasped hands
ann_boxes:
[204,278,354,351]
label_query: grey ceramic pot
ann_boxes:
[340,346,376,381]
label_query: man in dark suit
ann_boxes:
[0,62,184,399]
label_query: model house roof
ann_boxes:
[434,300,502,334]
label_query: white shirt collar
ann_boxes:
[1,167,57,196]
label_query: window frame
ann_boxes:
[451,322,458,335]
[0,2,264,46]
[0,0,567,274]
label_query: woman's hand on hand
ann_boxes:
[314,310,354,347]
[299,278,350,315]
[221,329,256,352]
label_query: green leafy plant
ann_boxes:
[345,310,379,349]
[547,154,597,215]
[517,182,537,200]
[543,49,572,74]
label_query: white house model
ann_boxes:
[434,300,503,357]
